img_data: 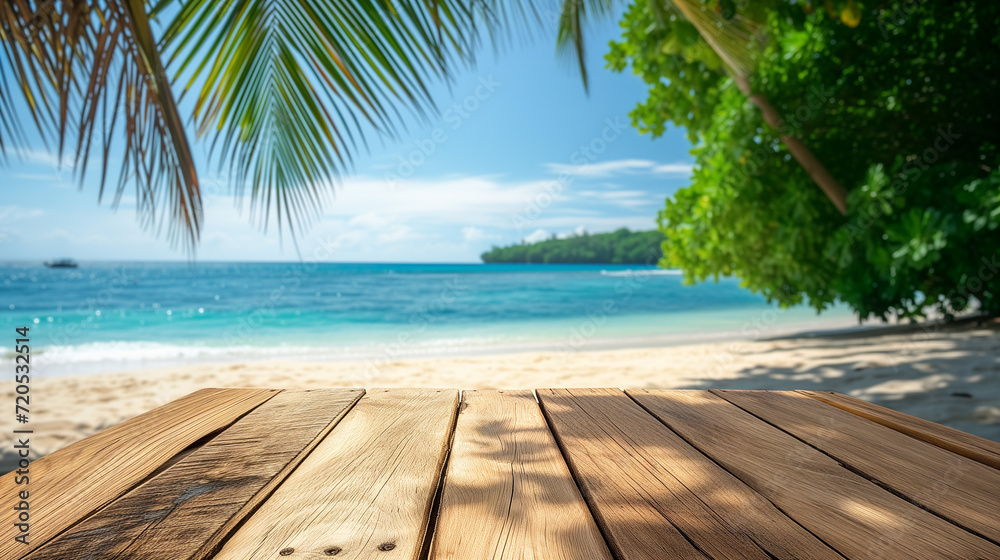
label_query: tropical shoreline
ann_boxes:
[3,317,997,474]
[17,311,865,378]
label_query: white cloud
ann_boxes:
[202,231,239,247]
[323,175,545,228]
[14,173,66,182]
[0,167,664,262]
[557,225,587,239]
[377,224,417,243]
[462,226,497,243]
[523,229,550,244]
[38,227,109,244]
[14,149,65,169]
[652,162,695,176]
[525,215,657,232]
[577,189,653,208]
[11,149,97,174]
[348,212,395,229]
[0,206,44,222]
[185,173,555,260]
[578,189,646,199]
[523,225,589,243]
[294,174,663,258]
[0,228,19,245]
[544,159,693,178]
[545,159,655,178]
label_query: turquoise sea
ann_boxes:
[0,262,856,376]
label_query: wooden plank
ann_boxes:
[800,390,1000,470]
[22,389,364,560]
[538,388,845,560]
[628,389,1000,560]
[429,390,613,560]
[212,389,458,560]
[714,390,1000,544]
[0,388,278,560]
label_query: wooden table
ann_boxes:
[3,389,1000,560]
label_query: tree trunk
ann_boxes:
[735,76,848,215]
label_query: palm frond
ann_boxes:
[0,0,202,250]
[122,0,202,245]
[0,30,26,155]
[556,0,614,91]
[158,0,540,239]
[3,0,545,249]
[667,0,762,79]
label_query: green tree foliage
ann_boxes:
[481,228,664,264]
[608,0,1000,320]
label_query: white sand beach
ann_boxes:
[4,318,999,472]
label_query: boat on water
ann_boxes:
[44,258,79,268]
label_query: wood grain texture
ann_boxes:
[212,389,459,560]
[715,390,1000,544]
[628,389,1000,560]
[429,390,613,560]
[538,388,845,560]
[0,388,278,560]
[23,389,364,560]
[800,390,1000,470]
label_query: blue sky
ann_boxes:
[0,11,695,263]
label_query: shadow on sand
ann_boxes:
[678,317,1000,442]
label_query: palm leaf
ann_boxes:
[157,0,539,240]
[556,0,614,91]
[122,0,202,246]
[0,0,202,250]
[666,0,762,79]
[2,0,543,249]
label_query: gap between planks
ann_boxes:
[538,388,846,560]
[713,390,1000,547]
[16,388,999,560]
[428,390,613,560]
[0,388,281,560]
[799,390,1000,470]
[212,389,459,560]
[627,389,1000,560]
[23,389,365,560]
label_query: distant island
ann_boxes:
[481,228,664,264]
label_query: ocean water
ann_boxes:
[0,262,856,376]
